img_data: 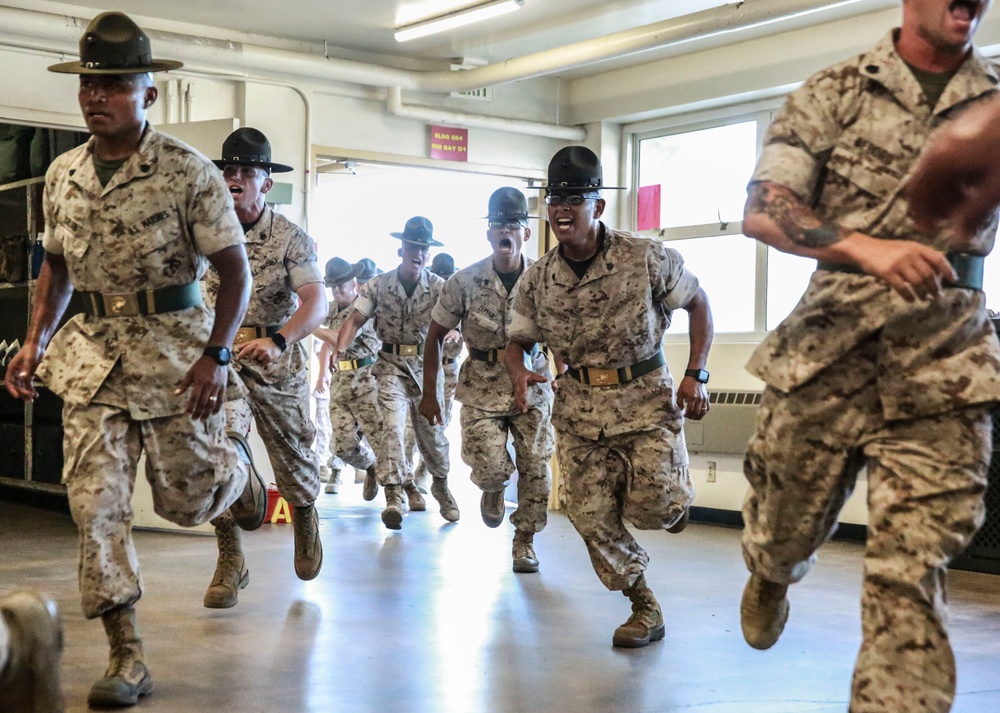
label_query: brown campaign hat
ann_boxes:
[325,257,364,287]
[542,146,625,194]
[48,12,183,75]
[213,128,293,174]
[390,216,444,248]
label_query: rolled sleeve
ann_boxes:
[749,142,823,203]
[285,229,322,291]
[189,165,244,256]
[432,279,465,330]
[664,266,699,311]
[288,261,323,292]
[508,310,543,345]
[431,303,462,330]
[353,294,375,319]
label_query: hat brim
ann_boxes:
[48,59,184,74]
[527,185,627,191]
[212,159,294,174]
[325,263,365,288]
[390,233,444,248]
[481,214,542,221]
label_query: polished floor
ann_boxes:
[2,471,1000,713]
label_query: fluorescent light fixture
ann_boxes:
[395,0,524,43]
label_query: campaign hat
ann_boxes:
[429,253,456,278]
[390,216,444,247]
[325,257,364,287]
[484,187,534,221]
[544,146,624,193]
[355,258,378,283]
[213,128,293,174]
[49,12,183,75]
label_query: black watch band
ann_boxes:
[203,346,231,366]
[270,332,288,352]
[684,368,709,384]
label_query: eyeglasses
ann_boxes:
[545,194,596,206]
[488,220,526,231]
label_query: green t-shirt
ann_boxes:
[907,63,957,110]
[92,155,127,187]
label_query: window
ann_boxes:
[635,118,762,335]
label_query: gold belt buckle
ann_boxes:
[491,348,505,362]
[398,344,419,356]
[234,327,258,345]
[102,292,140,316]
[586,367,619,386]
[337,359,356,371]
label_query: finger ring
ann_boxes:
[208,396,218,402]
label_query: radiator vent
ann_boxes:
[709,390,762,406]
[685,390,763,455]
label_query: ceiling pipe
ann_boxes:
[0,0,897,134]
[0,1,896,92]
[386,86,586,140]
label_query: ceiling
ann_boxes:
[11,0,744,77]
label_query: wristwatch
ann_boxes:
[270,332,288,352]
[684,368,710,384]
[203,346,232,366]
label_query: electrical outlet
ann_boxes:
[707,461,717,483]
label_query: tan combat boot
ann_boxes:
[740,574,789,650]
[512,530,539,574]
[613,575,665,648]
[324,468,342,495]
[292,505,323,581]
[403,482,426,511]
[0,590,64,713]
[480,490,505,528]
[362,471,379,501]
[431,477,460,523]
[203,515,249,609]
[228,433,267,531]
[382,485,404,530]
[88,606,152,708]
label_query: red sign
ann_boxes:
[637,184,661,231]
[430,125,468,162]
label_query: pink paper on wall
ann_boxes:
[637,184,661,231]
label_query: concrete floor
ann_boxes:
[2,472,1000,713]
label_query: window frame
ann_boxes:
[627,101,794,342]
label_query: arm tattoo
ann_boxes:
[746,182,851,247]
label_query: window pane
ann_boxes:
[984,226,1000,315]
[766,247,816,330]
[638,121,757,230]
[665,235,756,334]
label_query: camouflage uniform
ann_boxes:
[509,226,698,589]
[353,269,449,486]
[403,334,461,483]
[433,254,554,532]
[742,32,1000,713]
[325,299,382,472]
[36,127,248,618]
[205,204,323,507]
[441,334,463,423]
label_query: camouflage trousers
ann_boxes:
[742,341,991,713]
[402,362,458,482]
[227,367,320,507]
[377,372,449,486]
[460,402,554,533]
[558,425,693,591]
[62,364,246,618]
[328,369,381,472]
[313,390,332,466]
